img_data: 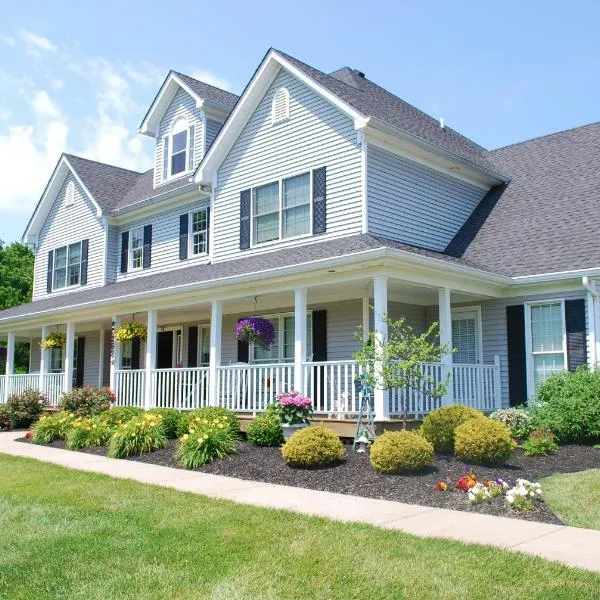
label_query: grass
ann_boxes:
[541,469,600,530]
[1,456,600,600]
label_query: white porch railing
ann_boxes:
[7,374,40,397]
[42,373,64,406]
[303,361,362,416]
[0,377,4,403]
[114,369,146,407]
[152,367,210,410]
[216,363,294,413]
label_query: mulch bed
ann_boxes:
[18,437,600,525]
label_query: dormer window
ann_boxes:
[65,181,75,206]
[163,118,195,180]
[271,87,289,125]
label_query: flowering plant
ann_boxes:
[114,321,147,342]
[456,468,478,492]
[270,390,313,425]
[39,332,66,350]
[235,317,275,348]
[506,479,543,512]
[434,480,448,492]
[468,480,504,504]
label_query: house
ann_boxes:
[0,48,597,423]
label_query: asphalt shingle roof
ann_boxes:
[446,122,600,276]
[173,71,239,110]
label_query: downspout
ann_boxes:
[582,277,598,369]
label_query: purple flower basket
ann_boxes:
[235,317,276,349]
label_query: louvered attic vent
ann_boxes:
[271,87,290,125]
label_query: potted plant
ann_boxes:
[114,321,147,343]
[235,317,275,348]
[270,390,313,440]
[39,332,66,350]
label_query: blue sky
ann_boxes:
[0,0,599,243]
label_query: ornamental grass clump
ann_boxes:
[177,407,239,437]
[100,406,144,427]
[235,317,275,348]
[59,386,114,417]
[370,430,434,474]
[281,426,345,468]
[3,389,48,427]
[490,407,533,440]
[108,413,167,458]
[246,412,284,446]
[454,418,516,466]
[420,405,484,453]
[66,416,113,450]
[146,408,182,439]
[31,411,75,444]
[176,415,238,469]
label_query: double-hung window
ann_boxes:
[121,340,133,370]
[52,242,82,290]
[129,227,144,271]
[526,301,567,393]
[50,348,63,373]
[190,208,208,255]
[252,173,311,245]
[252,313,313,364]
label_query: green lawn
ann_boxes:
[541,469,600,530]
[1,456,599,600]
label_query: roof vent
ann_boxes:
[439,117,445,129]
[357,71,365,78]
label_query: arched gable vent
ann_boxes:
[65,181,75,206]
[271,87,290,125]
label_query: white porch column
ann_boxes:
[362,294,370,342]
[373,276,389,421]
[110,316,121,392]
[438,288,454,405]
[4,332,15,402]
[63,322,75,393]
[39,326,49,393]
[144,310,157,410]
[98,327,105,387]
[208,300,222,407]
[294,288,307,393]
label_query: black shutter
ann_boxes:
[565,299,586,371]
[188,326,198,368]
[312,167,327,234]
[237,318,249,362]
[80,239,89,285]
[143,225,152,269]
[205,206,210,254]
[131,338,141,370]
[120,231,129,273]
[75,337,85,388]
[46,250,54,293]
[506,305,527,406]
[179,213,189,260]
[311,310,327,401]
[240,189,251,250]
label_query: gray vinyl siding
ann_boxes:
[81,330,101,386]
[30,343,41,373]
[33,174,105,301]
[105,224,119,285]
[367,144,488,251]
[205,118,223,153]
[153,88,205,188]
[213,69,363,262]
[116,198,210,282]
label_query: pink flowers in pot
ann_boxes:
[271,391,313,425]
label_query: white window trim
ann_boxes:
[51,241,83,292]
[188,207,209,257]
[65,181,75,207]
[249,170,313,249]
[271,87,290,125]
[128,226,145,272]
[156,325,184,368]
[166,118,194,181]
[524,299,568,398]
[451,305,483,364]
[196,324,210,367]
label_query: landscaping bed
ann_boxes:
[20,436,600,525]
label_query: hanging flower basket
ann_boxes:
[114,321,147,343]
[236,316,275,349]
[39,332,66,350]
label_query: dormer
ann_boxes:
[139,71,238,189]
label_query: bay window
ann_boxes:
[52,241,82,290]
[253,313,312,363]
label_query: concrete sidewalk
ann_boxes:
[1,430,599,573]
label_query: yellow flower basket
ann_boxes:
[39,332,66,350]
[114,321,147,343]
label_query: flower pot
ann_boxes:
[281,422,309,441]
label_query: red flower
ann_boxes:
[434,480,448,492]
[24,431,33,439]
[456,474,477,493]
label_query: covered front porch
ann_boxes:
[0,269,503,421]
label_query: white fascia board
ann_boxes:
[512,266,600,283]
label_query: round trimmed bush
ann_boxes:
[177,407,239,437]
[247,413,284,447]
[100,406,144,427]
[60,386,112,417]
[370,430,434,474]
[147,408,182,439]
[454,418,516,466]
[420,405,484,453]
[281,426,345,467]
[3,389,48,427]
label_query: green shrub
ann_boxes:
[176,416,238,469]
[31,411,74,444]
[147,408,182,439]
[108,413,167,458]
[533,367,600,444]
[100,406,144,427]
[522,428,559,457]
[3,389,48,427]
[0,405,10,430]
[420,405,484,453]
[177,407,239,437]
[281,426,345,468]
[490,407,533,440]
[454,418,516,466]
[246,412,284,447]
[60,386,113,417]
[66,416,113,450]
[370,430,434,474]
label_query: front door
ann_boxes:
[157,331,173,369]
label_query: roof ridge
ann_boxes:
[64,153,144,175]
[172,70,238,100]
[491,120,600,152]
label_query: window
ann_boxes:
[189,208,208,255]
[121,340,133,370]
[252,313,312,364]
[252,173,311,245]
[50,348,62,373]
[129,226,144,271]
[526,301,567,393]
[271,87,290,124]
[170,118,189,176]
[199,325,210,366]
[65,181,75,206]
[52,242,82,290]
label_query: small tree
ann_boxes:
[353,315,452,429]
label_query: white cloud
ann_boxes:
[50,78,63,90]
[0,34,15,47]
[188,69,232,92]
[19,30,57,57]
[32,90,61,119]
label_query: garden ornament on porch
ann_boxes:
[235,316,275,349]
[39,332,66,350]
[353,373,376,451]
